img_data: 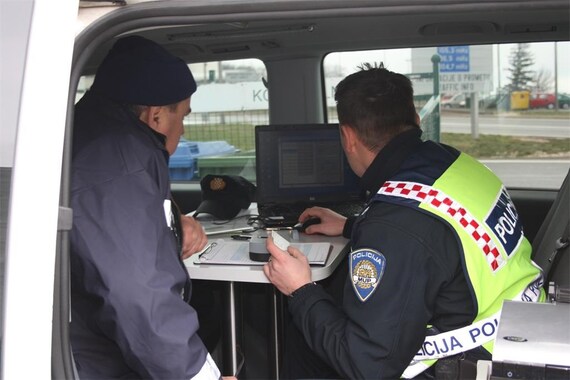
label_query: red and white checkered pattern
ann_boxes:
[379,181,505,272]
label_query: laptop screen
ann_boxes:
[255,123,362,205]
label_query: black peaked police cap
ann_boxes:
[194,175,256,220]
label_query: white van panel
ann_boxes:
[0,1,33,167]
[2,0,78,378]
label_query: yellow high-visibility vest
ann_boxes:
[375,152,545,378]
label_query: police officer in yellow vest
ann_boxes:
[262,63,545,379]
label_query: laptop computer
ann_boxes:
[255,123,365,226]
[491,301,570,379]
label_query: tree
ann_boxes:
[506,43,535,91]
[533,68,554,93]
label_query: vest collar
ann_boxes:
[360,128,423,200]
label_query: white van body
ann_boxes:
[2,1,78,378]
[1,1,568,378]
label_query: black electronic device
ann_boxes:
[249,236,270,262]
[294,217,322,232]
[262,215,299,228]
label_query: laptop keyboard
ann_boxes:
[259,201,364,225]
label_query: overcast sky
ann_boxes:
[325,41,570,94]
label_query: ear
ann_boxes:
[140,106,163,129]
[339,124,359,154]
[415,112,420,126]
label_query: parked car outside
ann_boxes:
[530,93,556,109]
[558,93,570,109]
[441,93,466,109]
[530,93,570,110]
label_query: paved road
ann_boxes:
[438,113,569,189]
[483,160,569,190]
[441,114,570,138]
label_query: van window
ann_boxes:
[77,58,267,183]
[181,59,267,183]
[324,42,570,190]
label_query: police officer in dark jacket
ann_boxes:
[70,36,235,380]
[263,63,543,379]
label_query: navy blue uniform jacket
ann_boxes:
[70,91,208,379]
[287,129,480,379]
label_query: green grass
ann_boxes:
[441,133,570,158]
[184,123,570,159]
[184,123,256,152]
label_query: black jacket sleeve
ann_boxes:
[288,203,468,379]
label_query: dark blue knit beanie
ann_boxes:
[91,36,197,106]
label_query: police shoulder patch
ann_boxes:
[350,248,386,302]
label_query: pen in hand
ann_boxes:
[198,242,217,260]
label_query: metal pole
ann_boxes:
[271,288,281,379]
[471,92,479,139]
[217,61,223,83]
[497,44,501,91]
[431,54,441,142]
[554,42,559,111]
[432,54,441,96]
[226,281,237,376]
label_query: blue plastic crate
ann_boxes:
[169,140,197,180]
[193,141,236,157]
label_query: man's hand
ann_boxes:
[263,235,312,296]
[180,215,208,259]
[298,206,346,236]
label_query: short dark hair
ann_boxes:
[334,63,419,151]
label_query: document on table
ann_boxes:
[190,208,256,236]
[193,215,255,236]
[195,238,331,266]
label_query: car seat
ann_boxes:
[531,168,569,303]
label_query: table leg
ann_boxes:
[229,281,238,375]
[222,281,238,375]
[270,286,288,379]
[271,288,280,379]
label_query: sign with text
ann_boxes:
[411,46,493,94]
[440,72,493,93]
[437,46,470,72]
[192,82,268,112]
